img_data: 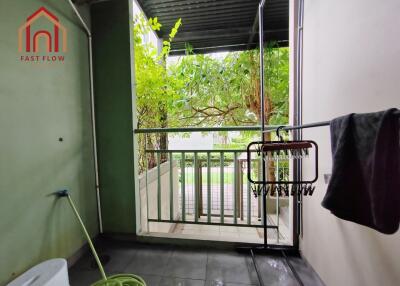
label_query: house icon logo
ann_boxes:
[18,7,67,62]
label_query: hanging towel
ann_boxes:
[322,108,400,234]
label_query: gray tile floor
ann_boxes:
[69,239,325,286]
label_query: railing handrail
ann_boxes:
[134,125,287,134]
[145,149,248,153]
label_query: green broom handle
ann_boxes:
[66,194,107,281]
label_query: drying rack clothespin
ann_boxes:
[247,138,318,188]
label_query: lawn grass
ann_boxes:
[181,168,237,185]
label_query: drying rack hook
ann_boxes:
[276,126,287,142]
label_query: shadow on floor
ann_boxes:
[68,238,324,286]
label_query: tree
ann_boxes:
[134,14,182,171]
[167,44,289,128]
[133,12,289,174]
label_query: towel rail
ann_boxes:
[263,121,330,133]
[263,110,400,134]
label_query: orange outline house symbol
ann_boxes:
[18,7,67,53]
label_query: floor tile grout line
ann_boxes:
[161,276,206,281]
[205,247,210,282]
[139,274,207,286]
[244,252,260,286]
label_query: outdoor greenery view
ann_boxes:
[134,15,289,172]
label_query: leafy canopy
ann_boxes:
[134,13,288,129]
[134,14,182,129]
[167,47,289,127]
[133,13,289,172]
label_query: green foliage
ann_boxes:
[213,143,249,150]
[134,14,182,129]
[133,12,289,173]
[134,14,182,172]
[263,45,290,125]
[168,53,255,126]
[167,45,289,127]
[134,13,288,130]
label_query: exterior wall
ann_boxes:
[139,161,180,233]
[300,0,400,285]
[91,0,137,233]
[0,0,98,284]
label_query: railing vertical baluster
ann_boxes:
[247,162,251,225]
[157,152,161,221]
[259,155,263,224]
[170,153,174,221]
[194,152,199,222]
[240,162,244,220]
[233,152,238,224]
[220,152,224,224]
[145,150,149,232]
[276,158,280,244]
[181,152,185,222]
[207,152,211,223]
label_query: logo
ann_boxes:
[18,7,67,62]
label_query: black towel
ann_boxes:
[322,108,400,234]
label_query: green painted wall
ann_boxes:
[0,0,98,284]
[91,0,137,233]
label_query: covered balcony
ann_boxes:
[2,0,400,286]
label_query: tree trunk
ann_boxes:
[159,103,168,162]
[245,51,276,213]
[146,135,157,170]
[158,46,168,163]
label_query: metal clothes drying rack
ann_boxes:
[241,1,321,286]
[255,0,315,250]
[250,1,400,285]
[250,1,399,285]
[247,117,330,286]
